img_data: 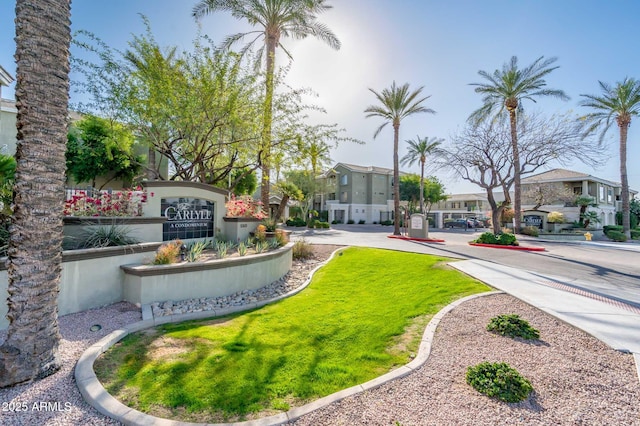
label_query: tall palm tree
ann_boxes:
[193,0,340,212]
[365,81,435,235]
[0,0,71,387]
[580,78,640,238]
[400,135,443,214]
[469,56,568,233]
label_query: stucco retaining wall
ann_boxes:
[121,243,293,305]
[0,243,162,331]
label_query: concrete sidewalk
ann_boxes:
[451,259,640,357]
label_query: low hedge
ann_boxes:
[475,232,519,246]
[607,230,627,242]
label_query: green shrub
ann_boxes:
[487,314,540,340]
[331,219,342,225]
[466,362,533,403]
[292,238,313,260]
[76,223,139,249]
[520,226,539,237]
[607,230,627,242]
[475,232,499,244]
[616,211,639,229]
[347,219,355,224]
[498,233,518,246]
[358,219,366,224]
[631,229,640,240]
[286,217,306,227]
[307,219,321,229]
[380,220,393,226]
[603,225,623,236]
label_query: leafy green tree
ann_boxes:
[470,56,569,233]
[73,21,264,186]
[399,174,421,213]
[229,168,258,195]
[423,176,448,215]
[0,0,71,388]
[580,78,640,238]
[400,174,447,215]
[193,0,341,212]
[66,115,143,188]
[365,81,435,235]
[400,135,443,213]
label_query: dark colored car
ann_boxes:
[445,218,472,229]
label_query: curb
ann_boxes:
[468,242,546,251]
[387,235,446,243]
[75,259,498,425]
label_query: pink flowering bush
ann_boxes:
[64,187,147,217]
[225,195,266,219]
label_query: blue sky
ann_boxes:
[1,1,639,194]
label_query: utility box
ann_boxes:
[409,213,428,239]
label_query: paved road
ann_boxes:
[289,224,640,307]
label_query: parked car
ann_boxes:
[468,217,484,228]
[445,218,472,229]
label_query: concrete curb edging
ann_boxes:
[468,242,546,251]
[75,252,499,425]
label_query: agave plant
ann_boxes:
[237,241,247,256]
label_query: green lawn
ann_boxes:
[95,247,490,421]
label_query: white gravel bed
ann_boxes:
[1,249,639,425]
[0,302,141,426]
[290,293,640,426]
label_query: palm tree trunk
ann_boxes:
[509,109,522,233]
[260,34,277,214]
[419,160,425,214]
[0,0,71,387]
[393,122,401,235]
[619,122,630,237]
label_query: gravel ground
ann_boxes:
[291,293,640,426]
[1,244,639,425]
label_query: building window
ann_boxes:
[340,191,347,202]
[328,193,335,200]
[341,175,348,185]
[599,186,605,201]
[608,188,613,203]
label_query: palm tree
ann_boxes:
[193,0,341,213]
[400,136,443,214]
[580,78,640,238]
[470,56,568,233]
[365,82,435,235]
[0,0,71,387]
